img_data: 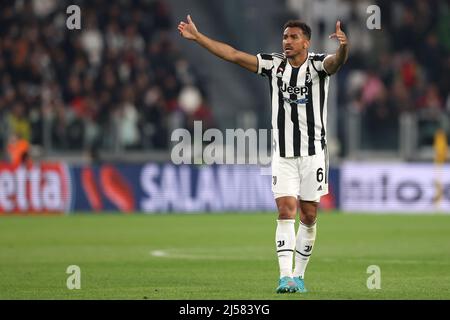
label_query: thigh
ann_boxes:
[298,148,329,202]
[272,154,301,199]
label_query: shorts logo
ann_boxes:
[273,176,277,185]
[277,240,285,247]
[304,245,313,253]
[317,185,323,191]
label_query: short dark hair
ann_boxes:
[283,20,311,40]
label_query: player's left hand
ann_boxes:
[329,21,348,47]
[178,14,199,41]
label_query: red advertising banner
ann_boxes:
[0,162,72,214]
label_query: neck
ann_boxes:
[288,51,308,68]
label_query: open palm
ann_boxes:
[178,15,198,40]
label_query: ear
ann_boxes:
[304,39,310,49]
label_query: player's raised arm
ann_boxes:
[177,15,258,73]
[323,20,349,75]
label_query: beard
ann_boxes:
[284,49,295,58]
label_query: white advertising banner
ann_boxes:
[340,162,450,213]
[139,164,276,212]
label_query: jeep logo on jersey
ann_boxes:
[280,83,308,96]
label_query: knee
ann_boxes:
[278,204,296,220]
[301,210,317,225]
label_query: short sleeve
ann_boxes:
[311,53,333,76]
[256,53,275,77]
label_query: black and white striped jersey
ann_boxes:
[256,52,331,158]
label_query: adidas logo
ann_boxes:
[317,185,322,191]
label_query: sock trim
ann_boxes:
[295,250,312,257]
[277,249,294,253]
[299,220,316,227]
[277,219,296,224]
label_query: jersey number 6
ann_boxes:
[316,168,324,183]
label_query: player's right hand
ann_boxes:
[178,14,199,41]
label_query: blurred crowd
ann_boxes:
[1,0,449,160]
[0,0,213,158]
[340,0,450,150]
[288,0,449,152]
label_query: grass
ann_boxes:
[0,212,450,299]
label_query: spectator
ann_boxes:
[7,132,30,168]
[7,102,31,142]
[0,0,212,155]
[340,0,449,154]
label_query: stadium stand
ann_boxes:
[0,0,213,159]
[0,0,449,162]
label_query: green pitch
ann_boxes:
[1,212,450,300]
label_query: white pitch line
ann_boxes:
[150,249,227,260]
[151,250,169,257]
[150,250,450,265]
[149,248,268,260]
[318,257,450,265]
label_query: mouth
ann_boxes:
[284,47,293,53]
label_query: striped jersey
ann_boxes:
[256,52,331,157]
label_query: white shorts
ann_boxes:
[271,147,329,202]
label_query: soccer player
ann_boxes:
[178,15,348,293]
